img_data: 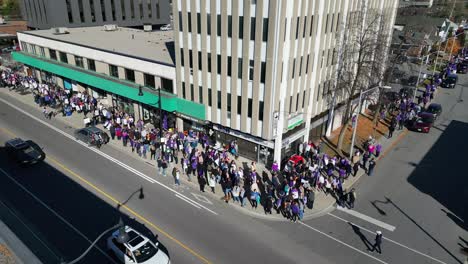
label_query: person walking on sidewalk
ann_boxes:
[161,159,168,177]
[198,175,206,192]
[389,118,396,138]
[368,158,376,176]
[208,174,216,193]
[347,188,356,208]
[370,231,383,254]
[362,151,370,171]
[172,167,180,186]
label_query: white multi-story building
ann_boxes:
[174,0,398,165]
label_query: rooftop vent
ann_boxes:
[143,24,153,32]
[52,27,69,35]
[103,24,118,31]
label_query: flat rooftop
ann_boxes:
[22,26,175,66]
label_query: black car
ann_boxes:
[441,74,458,88]
[5,138,46,165]
[74,126,110,146]
[426,103,442,118]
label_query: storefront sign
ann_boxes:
[176,112,206,124]
[287,114,304,130]
[212,123,274,148]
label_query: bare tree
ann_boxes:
[331,7,391,156]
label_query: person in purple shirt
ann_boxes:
[291,202,300,223]
[375,144,382,157]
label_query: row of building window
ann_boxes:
[182,82,264,120]
[20,41,157,89]
[180,12,269,42]
[66,0,160,24]
[180,49,266,83]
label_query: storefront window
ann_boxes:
[112,94,135,116]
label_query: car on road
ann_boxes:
[107,226,170,264]
[441,74,458,88]
[426,103,442,118]
[74,126,110,146]
[5,138,45,165]
[407,112,435,133]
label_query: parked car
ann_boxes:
[426,103,442,118]
[5,138,46,165]
[74,126,110,146]
[441,74,458,88]
[281,154,305,171]
[407,112,435,133]
[107,226,170,264]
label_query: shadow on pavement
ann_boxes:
[349,223,372,251]
[407,120,468,232]
[0,146,169,263]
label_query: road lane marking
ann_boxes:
[0,98,218,215]
[0,137,211,264]
[298,221,389,264]
[175,194,201,209]
[328,213,448,264]
[337,206,396,232]
[191,193,213,205]
[0,167,119,264]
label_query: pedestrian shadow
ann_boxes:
[349,223,372,251]
[370,200,387,216]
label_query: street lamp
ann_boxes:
[138,86,163,140]
[61,217,126,264]
[349,85,391,159]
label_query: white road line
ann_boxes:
[0,97,218,216]
[175,194,201,209]
[337,206,396,232]
[0,167,118,264]
[328,213,448,264]
[298,221,389,264]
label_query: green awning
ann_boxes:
[12,52,206,120]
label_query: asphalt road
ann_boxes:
[0,66,466,264]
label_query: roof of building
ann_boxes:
[21,26,175,66]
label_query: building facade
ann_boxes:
[173,0,398,165]
[19,0,172,29]
[15,26,204,127]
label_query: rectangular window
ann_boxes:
[336,13,340,32]
[78,0,85,22]
[130,0,135,18]
[227,93,231,113]
[39,47,45,57]
[302,90,306,108]
[325,14,329,34]
[144,73,155,88]
[197,13,201,34]
[120,0,125,20]
[207,14,211,35]
[110,0,116,21]
[59,52,68,63]
[182,82,186,99]
[217,54,221,74]
[292,58,296,78]
[66,0,73,23]
[75,56,84,68]
[238,58,243,79]
[330,14,335,33]
[207,53,212,72]
[262,18,268,42]
[189,50,193,68]
[296,17,300,39]
[179,12,183,31]
[217,91,221,109]
[248,98,253,118]
[259,101,264,121]
[217,14,221,36]
[90,0,96,22]
[109,65,118,77]
[87,59,96,71]
[21,42,28,53]
[190,84,194,101]
[198,51,202,70]
[125,68,135,82]
[156,1,160,19]
[49,49,57,60]
[180,48,184,66]
[228,15,232,37]
[305,55,310,74]
[310,15,314,36]
[260,62,266,83]
[299,57,303,76]
[237,96,241,115]
[303,17,307,37]
[199,86,203,103]
[187,12,192,32]
[249,60,254,81]
[147,0,152,18]
[284,19,287,41]
[250,17,256,40]
[139,0,143,19]
[227,57,232,76]
[101,0,107,22]
[239,16,243,37]
[208,88,212,106]
[30,44,36,55]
